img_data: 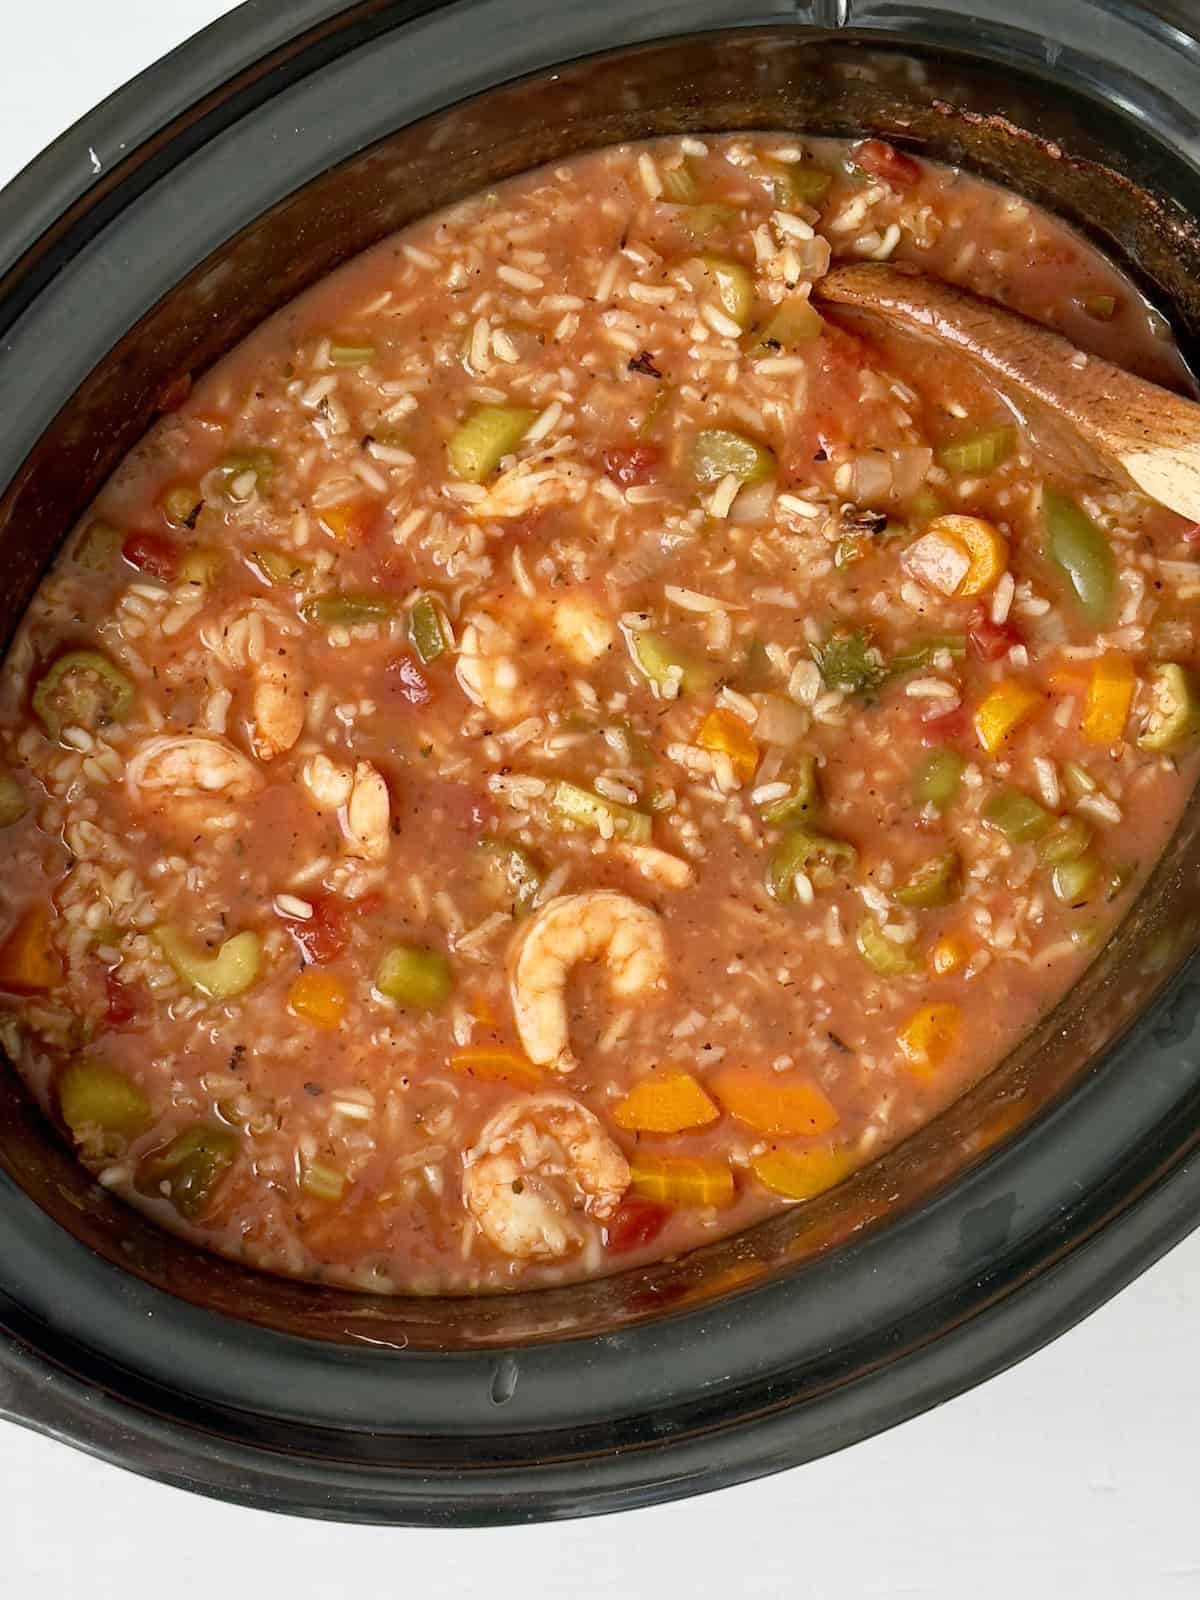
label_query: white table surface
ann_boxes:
[3,4,1199,1592]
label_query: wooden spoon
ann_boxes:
[813,262,1200,523]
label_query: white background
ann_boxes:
[2,4,1199,1593]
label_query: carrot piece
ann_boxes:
[287,971,348,1030]
[695,708,759,784]
[1082,651,1136,744]
[0,906,59,993]
[449,1044,542,1090]
[751,1144,853,1200]
[710,1064,839,1137]
[613,1072,720,1133]
[629,1153,735,1207]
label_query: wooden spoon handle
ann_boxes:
[814,262,1200,523]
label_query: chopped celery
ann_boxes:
[936,426,1015,474]
[160,484,204,529]
[32,651,135,743]
[1137,663,1199,752]
[1083,293,1117,320]
[767,160,832,206]
[217,447,275,501]
[761,753,822,827]
[375,944,454,1009]
[180,546,225,587]
[328,337,377,367]
[913,747,964,810]
[661,160,701,204]
[408,595,446,663]
[137,1124,238,1218]
[302,1162,346,1201]
[686,256,755,328]
[894,850,961,909]
[1052,856,1100,903]
[551,780,652,844]
[447,403,536,482]
[0,769,27,828]
[629,630,717,694]
[154,927,261,999]
[1042,487,1114,624]
[674,204,741,239]
[302,591,396,627]
[909,488,944,522]
[752,297,824,353]
[690,428,775,488]
[813,629,887,698]
[74,520,122,571]
[249,548,309,588]
[856,917,920,977]
[59,1060,151,1139]
[982,787,1053,842]
[767,827,857,901]
[1037,816,1092,866]
[890,634,966,676]
[477,838,543,914]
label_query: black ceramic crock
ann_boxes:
[3,0,1200,1526]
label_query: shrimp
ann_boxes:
[463,1093,630,1260]
[456,615,531,723]
[509,891,666,1070]
[301,753,391,860]
[127,735,263,802]
[250,649,305,761]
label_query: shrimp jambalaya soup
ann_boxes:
[1,134,1197,1293]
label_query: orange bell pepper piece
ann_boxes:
[751,1144,853,1200]
[0,906,59,993]
[318,499,374,544]
[449,1044,542,1091]
[613,1072,719,1133]
[974,679,1042,754]
[630,1153,735,1208]
[710,1064,839,1137]
[898,1002,961,1076]
[1082,651,1136,745]
[287,971,348,1030]
[695,708,759,784]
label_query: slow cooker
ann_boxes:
[2,0,1200,1525]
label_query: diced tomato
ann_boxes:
[601,445,662,487]
[920,705,968,744]
[852,139,921,190]
[156,373,192,413]
[121,531,180,582]
[968,607,1023,663]
[104,971,136,1026]
[604,1196,672,1254]
[388,653,433,707]
[280,897,349,965]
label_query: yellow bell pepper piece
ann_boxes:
[751,1144,853,1200]
[1082,651,1136,745]
[974,679,1042,754]
[630,1153,736,1208]
[288,970,348,1030]
[929,935,968,977]
[929,514,1008,597]
[695,708,759,784]
[0,906,59,993]
[613,1072,720,1133]
[898,1002,961,1076]
[710,1064,839,1137]
[448,1044,542,1091]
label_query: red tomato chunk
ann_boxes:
[105,971,136,1026]
[852,138,921,189]
[122,532,179,582]
[968,608,1023,663]
[605,1197,671,1254]
[602,445,662,487]
[281,897,350,965]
